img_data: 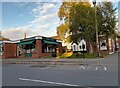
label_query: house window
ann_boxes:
[42,44,56,53]
[73,45,76,51]
[78,39,86,51]
[72,43,78,51]
[100,40,107,50]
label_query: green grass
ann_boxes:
[67,53,97,59]
[43,52,108,59]
[84,53,97,58]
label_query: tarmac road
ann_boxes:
[2,52,119,87]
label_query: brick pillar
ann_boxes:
[32,40,42,58]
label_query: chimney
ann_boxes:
[24,32,26,39]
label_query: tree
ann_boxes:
[69,2,98,53]
[98,2,117,37]
[69,3,95,42]
[57,1,117,53]
[57,2,91,44]
[98,2,117,52]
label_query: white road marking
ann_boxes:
[95,66,107,71]
[95,66,98,70]
[80,66,85,69]
[19,78,79,86]
[104,66,107,70]
[41,67,49,69]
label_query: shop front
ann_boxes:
[18,40,35,58]
[18,36,62,58]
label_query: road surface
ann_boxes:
[2,52,119,87]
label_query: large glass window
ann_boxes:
[18,43,35,56]
[42,44,56,53]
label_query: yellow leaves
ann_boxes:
[82,2,91,7]
[57,24,70,34]
[57,23,70,40]
[57,1,92,43]
[60,51,73,58]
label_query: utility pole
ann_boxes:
[93,0,100,57]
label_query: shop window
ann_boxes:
[42,44,56,53]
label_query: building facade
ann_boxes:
[0,36,62,59]
[70,36,120,54]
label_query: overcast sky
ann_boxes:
[0,0,119,40]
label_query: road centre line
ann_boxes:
[19,78,80,86]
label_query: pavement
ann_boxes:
[2,52,118,66]
[2,52,119,87]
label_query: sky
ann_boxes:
[1,0,120,40]
[1,2,62,39]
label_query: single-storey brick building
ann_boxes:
[0,36,62,59]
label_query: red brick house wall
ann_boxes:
[32,40,41,58]
[32,40,62,58]
[118,37,120,45]
[2,43,17,58]
[2,39,62,59]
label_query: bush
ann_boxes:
[52,53,56,57]
[76,52,81,57]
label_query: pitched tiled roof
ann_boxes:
[50,36,61,41]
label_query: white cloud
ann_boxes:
[2,2,61,40]
[32,3,56,16]
[2,27,33,40]
[16,2,29,7]
[2,1,119,40]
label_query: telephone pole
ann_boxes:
[93,0,100,57]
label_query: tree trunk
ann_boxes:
[87,41,93,53]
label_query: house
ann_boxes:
[71,39,87,52]
[70,35,120,55]
[0,32,10,58]
[0,40,18,58]
[0,36,62,59]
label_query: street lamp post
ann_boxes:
[93,0,100,57]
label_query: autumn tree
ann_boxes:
[57,2,91,44]
[57,1,117,53]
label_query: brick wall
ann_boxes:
[3,43,17,58]
[118,37,120,45]
[32,40,42,58]
[32,40,62,58]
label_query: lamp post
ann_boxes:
[82,43,85,59]
[93,0,100,57]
